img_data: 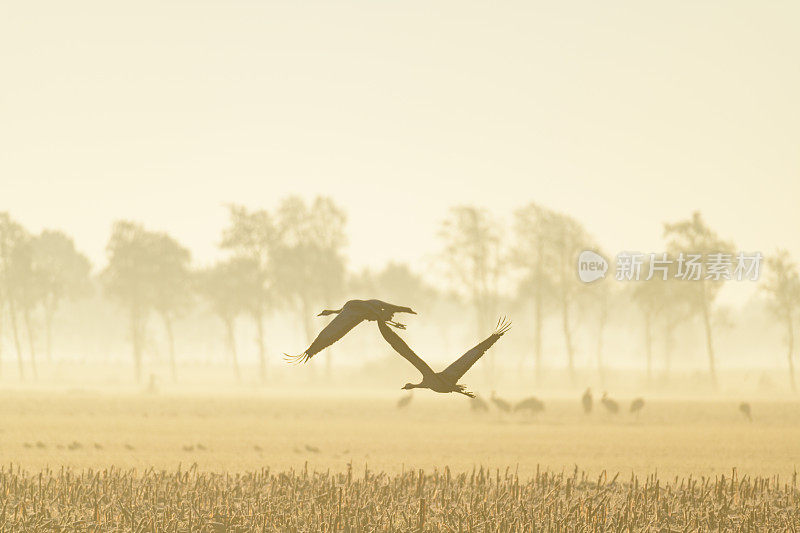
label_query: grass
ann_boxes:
[1,391,798,478]
[0,463,797,530]
[0,390,798,529]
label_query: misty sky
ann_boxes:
[2,1,799,301]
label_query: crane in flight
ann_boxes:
[284,299,416,364]
[377,317,511,398]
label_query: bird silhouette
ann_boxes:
[514,396,545,415]
[470,396,489,412]
[582,388,593,414]
[396,393,413,409]
[600,392,619,414]
[490,391,512,413]
[378,317,511,398]
[629,397,645,417]
[285,299,416,364]
[739,402,752,421]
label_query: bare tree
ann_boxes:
[512,203,557,384]
[664,212,734,388]
[196,257,261,382]
[30,230,92,362]
[220,205,276,382]
[104,221,189,382]
[271,196,347,377]
[581,266,612,384]
[103,221,152,382]
[658,275,691,382]
[0,213,29,379]
[547,212,591,383]
[761,250,800,392]
[149,233,193,382]
[439,206,503,380]
[7,235,45,378]
[631,266,664,384]
[625,254,690,383]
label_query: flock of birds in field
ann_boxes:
[396,387,646,417]
[398,390,756,422]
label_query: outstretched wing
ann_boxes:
[284,307,364,364]
[377,321,436,378]
[439,317,511,383]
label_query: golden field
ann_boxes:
[1,389,799,530]
[1,389,797,479]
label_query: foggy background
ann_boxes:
[2,1,799,395]
[0,202,795,397]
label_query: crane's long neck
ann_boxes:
[320,308,342,316]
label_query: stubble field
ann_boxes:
[1,390,799,530]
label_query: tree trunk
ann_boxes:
[596,314,606,386]
[700,294,717,388]
[534,286,543,385]
[644,312,652,384]
[225,317,241,382]
[131,308,143,383]
[7,296,25,380]
[561,295,575,383]
[477,300,493,385]
[595,288,608,385]
[253,311,267,383]
[663,320,675,382]
[786,313,796,393]
[162,313,177,383]
[301,302,315,345]
[0,303,4,375]
[300,300,318,381]
[23,308,37,380]
[45,303,55,362]
[2,253,24,379]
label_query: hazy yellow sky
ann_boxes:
[2,1,798,287]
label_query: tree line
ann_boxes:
[1,200,798,391]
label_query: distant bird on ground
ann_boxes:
[739,402,752,421]
[514,396,545,415]
[600,392,619,414]
[470,396,489,412]
[582,388,593,414]
[491,391,512,413]
[378,317,512,398]
[285,299,416,364]
[396,393,413,409]
[630,397,645,417]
